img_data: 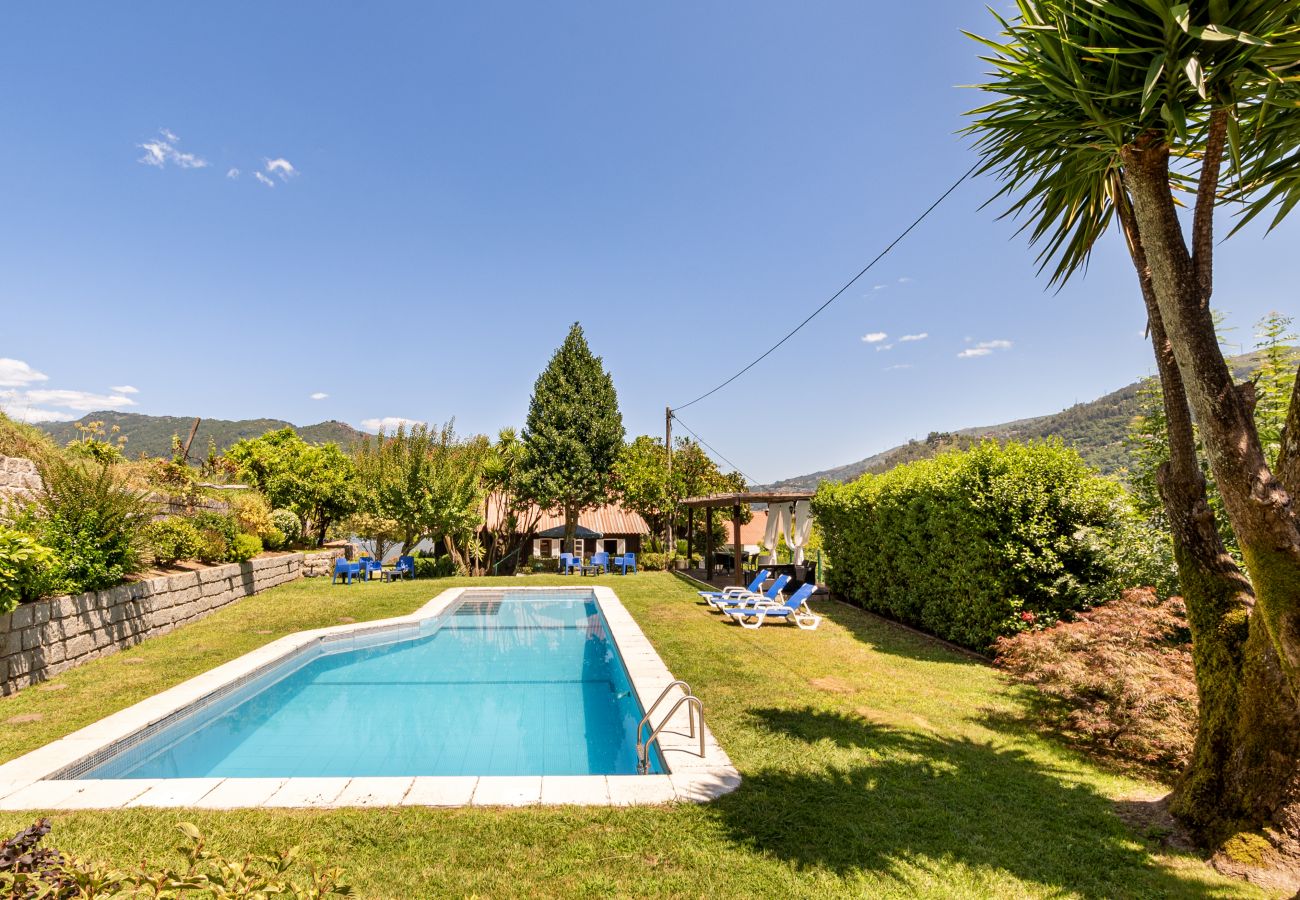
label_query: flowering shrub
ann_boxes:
[993,587,1196,770]
[271,508,302,545]
[229,491,276,540]
[813,440,1168,651]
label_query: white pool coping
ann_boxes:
[0,586,739,810]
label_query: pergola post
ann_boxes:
[705,505,714,580]
[732,501,743,587]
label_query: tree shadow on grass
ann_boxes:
[711,706,1236,898]
[814,596,993,667]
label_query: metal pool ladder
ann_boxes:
[636,680,705,774]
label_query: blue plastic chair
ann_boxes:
[558,552,575,575]
[332,557,361,585]
[615,552,638,575]
[358,557,383,581]
[590,551,610,573]
[396,555,415,579]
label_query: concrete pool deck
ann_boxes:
[0,586,740,809]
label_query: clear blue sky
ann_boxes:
[1,2,1294,483]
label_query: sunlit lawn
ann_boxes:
[0,573,1262,898]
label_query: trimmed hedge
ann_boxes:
[812,440,1164,651]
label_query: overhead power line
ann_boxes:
[669,412,756,487]
[672,161,980,413]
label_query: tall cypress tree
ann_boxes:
[521,323,625,554]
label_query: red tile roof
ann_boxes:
[482,495,649,536]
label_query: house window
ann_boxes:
[603,539,619,556]
[539,539,552,558]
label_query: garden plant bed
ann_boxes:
[0,574,1262,898]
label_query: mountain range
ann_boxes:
[760,350,1268,493]
[37,412,366,461]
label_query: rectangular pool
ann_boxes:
[77,589,663,778]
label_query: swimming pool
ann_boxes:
[0,585,739,808]
[76,589,662,779]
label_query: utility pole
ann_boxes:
[665,406,674,556]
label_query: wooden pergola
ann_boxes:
[678,491,815,587]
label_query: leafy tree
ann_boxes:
[966,1,1300,844]
[482,427,545,574]
[521,323,625,553]
[225,429,358,545]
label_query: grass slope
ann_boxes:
[35,411,364,460]
[0,574,1259,898]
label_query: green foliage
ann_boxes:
[0,818,351,898]
[191,510,238,564]
[814,441,1163,651]
[263,527,288,551]
[144,517,201,567]
[228,491,276,540]
[965,0,1300,285]
[413,555,457,578]
[271,508,303,545]
[31,458,154,593]
[64,419,128,465]
[0,527,57,613]
[521,323,625,545]
[230,533,263,563]
[614,435,740,540]
[0,412,58,463]
[482,428,544,575]
[527,555,560,573]
[1252,312,1298,467]
[350,422,485,563]
[639,551,672,571]
[225,428,359,544]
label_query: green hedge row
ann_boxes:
[812,440,1166,651]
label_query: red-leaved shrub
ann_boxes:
[993,588,1196,771]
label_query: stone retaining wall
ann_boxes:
[0,456,41,509]
[0,549,341,696]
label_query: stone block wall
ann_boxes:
[0,456,41,509]
[0,549,341,696]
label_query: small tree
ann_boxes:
[482,428,545,574]
[225,429,358,545]
[521,323,625,554]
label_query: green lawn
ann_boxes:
[0,573,1261,898]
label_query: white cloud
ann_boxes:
[898,333,928,342]
[0,358,49,387]
[23,389,137,411]
[958,339,1013,359]
[360,416,426,433]
[110,384,139,394]
[310,392,329,400]
[861,332,888,343]
[0,402,74,423]
[898,276,913,284]
[254,171,275,188]
[265,158,297,181]
[872,284,888,292]
[875,344,893,352]
[136,129,208,170]
[226,167,240,179]
[884,364,913,371]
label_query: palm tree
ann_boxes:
[965,0,1300,849]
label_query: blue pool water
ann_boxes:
[79,590,663,778]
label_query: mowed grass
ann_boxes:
[0,573,1261,899]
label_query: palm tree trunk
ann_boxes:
[1121,137,1300,843]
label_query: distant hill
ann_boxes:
[37,411,366,460]
[763,350,1268,493]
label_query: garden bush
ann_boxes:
[143,516,200,567]
[0,527,58,613]
[812,440,1166,651]
[529,555,560,573]
[414,555,457,578]
[993,588,1196,770]
[31,458,154,593]
[191,510,238,564]
[230,532,263,563]
[639,551,672,571]
[263,525,288,550]
[0,818,350,898]
[272,507,302,544]
[229,491,276,540]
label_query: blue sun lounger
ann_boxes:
[725,582,821,630]
[699,569,770,604]
[708,573,790,611]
